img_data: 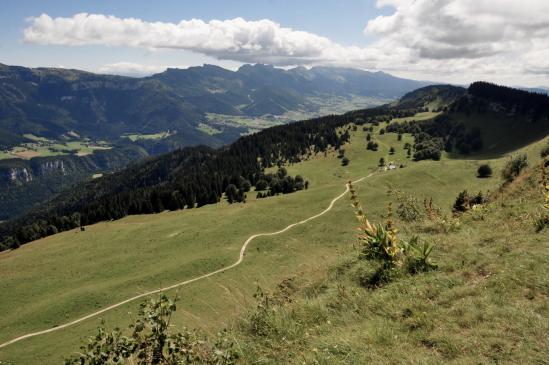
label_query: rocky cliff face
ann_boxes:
[38,160,66,176]
[1,167,33,185]
[0,160,69,186]
[0,146,149,220]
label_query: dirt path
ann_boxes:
[0,174,372,349]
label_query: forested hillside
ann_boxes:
[1,82,547,250]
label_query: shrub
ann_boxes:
[403,237,437,274]
[535,163,549,232]
[391,190,422,222]
[341,157,350,166]
[452,190,486,213]
[477,164,493,178]
[540,141,549,158]
[502,154,528,182]
[64,295,238,365]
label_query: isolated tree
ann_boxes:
[255,179,268,191]
[366,133,371,141]
[341,157,350,166]
[397,134,402,141]
[241,179,252,192]
[225,184,238,203]
[277,167,287,179]
[453,190,470,213]
[389,147,395,155]
[477,164,493,178]
[379,157,386,167]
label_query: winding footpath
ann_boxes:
[0,174,372,349]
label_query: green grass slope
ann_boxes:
[234,162,549,364]
[0,117,547,363]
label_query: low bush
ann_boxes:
[64,295,238,365]
[452,190,486,213]
[502,154,528,182]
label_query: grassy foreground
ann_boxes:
[0,119,547,363]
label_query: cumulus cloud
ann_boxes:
[23,13,379,66]
[22,4,549,85]
[365,0,549,82]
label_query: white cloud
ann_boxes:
[24,13,374,66]
[22,5,549,85]
[365,0,549,83]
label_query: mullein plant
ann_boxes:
[349,181,403,266]
[349,181,437,275]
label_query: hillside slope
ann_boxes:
[0,107,546,363]
[232,160,549,364]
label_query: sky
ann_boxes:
[1,0,549,86]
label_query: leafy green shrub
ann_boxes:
[452,190,486,213]
[391,190,423,222]
[403,237,437,274]
[357,260,401,288]
[64,295,238,365]
[502,154,528,182]
[477,164,493,178]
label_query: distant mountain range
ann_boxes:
[0,63,430,152]
[0,62,431,221]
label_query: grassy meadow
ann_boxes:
[0,135,111,160]
[0,115,547,363]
